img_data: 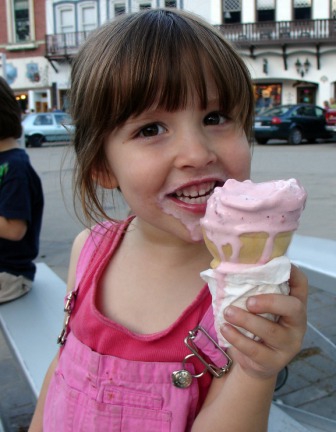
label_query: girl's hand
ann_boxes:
[220,265,308,381]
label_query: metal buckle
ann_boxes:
[172,326,232,388]
[57,291,76,345]
[64,291,75,313]
[184,326,233,379]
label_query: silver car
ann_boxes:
[22,112,73,147]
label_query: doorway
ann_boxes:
[297,86,316,104]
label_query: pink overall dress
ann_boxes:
[43,219,231,431]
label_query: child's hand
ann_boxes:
[221,265,308,381]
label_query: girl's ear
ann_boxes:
[92,167,118,189]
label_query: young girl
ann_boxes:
[29,9,307,431]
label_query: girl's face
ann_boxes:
[103,80,251,244]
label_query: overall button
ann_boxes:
[172,370,192,388]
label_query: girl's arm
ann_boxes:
[192,265,308,432]
[28,229,90,431]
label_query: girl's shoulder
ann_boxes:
[77,217,132,248]
[89,217,133,240]
[74,217,133,288]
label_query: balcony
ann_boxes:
[216,18,336,47]
[45,31,90,61]
[45,19,336,66]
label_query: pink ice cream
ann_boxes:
[200,178,307,270]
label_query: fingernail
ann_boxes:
[224,306,234,317]
[247,297,257,307]
[221,323,231,333]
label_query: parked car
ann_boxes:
[325,108,336,138]
[253,104,332,145]
[22,112,73,147]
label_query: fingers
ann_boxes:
[288,264,308,306]
[220,318,286,378]
[221,321,269,361]
[219,265,309,379]
[223,288,307,350]
[221,304,303,370]
[246,293,306,327]
[245,264,308,319]
[223,305,287,350]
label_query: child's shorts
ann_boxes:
[0,272,32,303]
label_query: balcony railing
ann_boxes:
[216,18,336,46]
[45,31,90,60]
[45,19,336,60]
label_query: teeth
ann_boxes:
[174,181,216,201]
[190,186,198,197]
[178,195,209,204]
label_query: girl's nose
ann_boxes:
[174,130,217,169]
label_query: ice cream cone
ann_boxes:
[200,179,307,347]
[203,230,294,268]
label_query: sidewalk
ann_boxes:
[274,284,336,421]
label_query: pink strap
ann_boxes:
[74,219,131,293]
[58,219,131,346]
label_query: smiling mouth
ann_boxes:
[170,181,220,204]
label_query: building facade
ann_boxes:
[0,0,51,112]
[1,0,335,112]
[219,0,336,109]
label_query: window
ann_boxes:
[55,114,72,125]
[332,0,336,18]
[256,0,275,22]
[254,84,282,111]
[301,106,315,116]
[165,1,177,8]
[223,0,241,24]
[78,2,98,32]
[56,2,97,34]
[5,0,35,45]
[293,0,311,20]
[34,115,53,126]
[140,3,151,9]
[57,5,75,33]
[14,0,30,42]
[114,2,126,15]
[314,107,324,118]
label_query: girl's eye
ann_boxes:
[138,123,166,137]
[204,112,226,126]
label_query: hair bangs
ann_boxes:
[107,10,253,135]
[107,13,210,125]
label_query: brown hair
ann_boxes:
[0,77,22,140]
[70,8,254,224]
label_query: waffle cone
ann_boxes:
[203,231,294,268]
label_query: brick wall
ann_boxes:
[0,0,46,60]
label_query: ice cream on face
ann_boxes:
[200,179,307,269]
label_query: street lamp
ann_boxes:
[295,58,311,77]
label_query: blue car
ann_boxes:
[254,104,331,145]
[22,112,74,147]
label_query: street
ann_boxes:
[27,141,336,282]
